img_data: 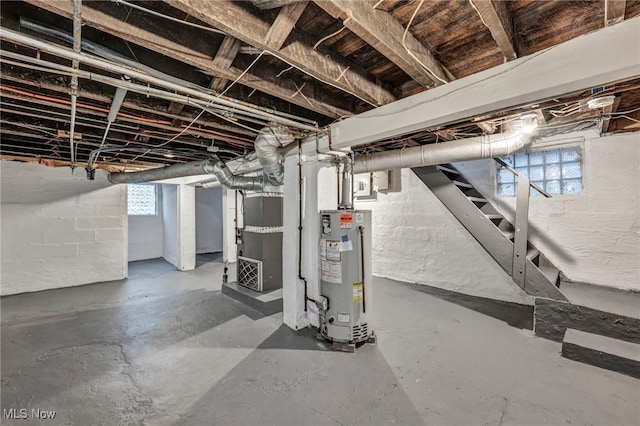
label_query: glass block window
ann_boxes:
[128,184,158,215]
[497,147,583,197]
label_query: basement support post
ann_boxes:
[282,137,322,330]
[177,184,196,271]
[222,188,238,265]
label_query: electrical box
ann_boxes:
[318,210,373,347]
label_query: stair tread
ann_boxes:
[485,214,503,220]
[466,196,488,202]
[526,248,540,260]
[436,165,460,174]
[503,230,515,239]
[563,329,640,362]
[452,180,473,188]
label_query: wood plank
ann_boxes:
[251,0,307,10]
[169,0,395,106]
[24,0,354,118]
[469,0,517,60]
[315,0,451,87]
[212,35,243,69]
[264,2,308,50]
[605,0,627,26]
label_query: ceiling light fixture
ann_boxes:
[587,95,616,110]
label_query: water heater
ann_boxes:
[318,210,375,351]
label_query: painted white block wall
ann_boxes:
[457,132,640,291]
[0,161,127,296]
[195,187,223,254]
[161,184,196,271]
[162,184,179,267]
[128,185,163,262]
[222,188,238,264]
[355,168,531,305]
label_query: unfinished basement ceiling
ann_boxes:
[1,0,639,171]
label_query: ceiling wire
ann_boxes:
[313,25,347,50]
[127,51,267,163]
[402,0,448,85]
[112,0,226,35]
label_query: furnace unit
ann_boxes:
[318,209,374,351]
[237,192,282,292]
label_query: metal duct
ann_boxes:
[108,156,264,190]
[108,159,217,184]
[206,157,264,191]
[353,132,530,174]
[255,127,294,186]
[338,157,353,210]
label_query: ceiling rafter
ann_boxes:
[209,35,243,93]
[251,0,307,10]
[469,0,518,61]
[264,1,308,50]
[604,0,626,26]
[169,0,396,106]
[314,0,452,88]
[24,0,354,119]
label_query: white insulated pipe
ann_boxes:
[0,27,319,133]
[353,132,529,174]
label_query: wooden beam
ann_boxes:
[24,0,354,118]
[168,35,242,122]
[169,0,395,106]
[469,0,517,61]
[315,0,451,87]
[264,2,308,50]
[605,0,626,26]
[251,0,307,10]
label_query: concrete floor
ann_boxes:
[2,255,638,425]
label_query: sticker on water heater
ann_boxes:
[355,213,364,223]
[352,282,363,303]
[321,214,332,234]
[321,260,342,284]
[319,239,327,260]
[326,241,341,261]
[339,240,353,252]
[339,213,353,229]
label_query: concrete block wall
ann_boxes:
[355,168,531,305]
[0,161,127,296]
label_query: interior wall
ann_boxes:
[162,184,178,267]
[457,131,640,291]
[354,168,531,305]
[128,185,163,262]
[0,161,127,296]
[195,187,223,254]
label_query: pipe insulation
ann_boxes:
[353,132,530,174]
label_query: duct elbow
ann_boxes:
[255,127,294,186]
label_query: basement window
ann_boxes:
[497,147,583,197]
[127,184,158,215]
